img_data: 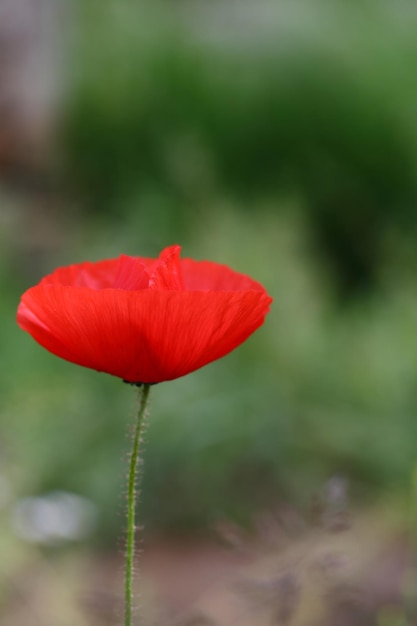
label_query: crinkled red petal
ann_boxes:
[17,283,272,383]
[180,258,267,292]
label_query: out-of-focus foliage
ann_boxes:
[66,0,417,297]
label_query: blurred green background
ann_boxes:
[2,0,417,621]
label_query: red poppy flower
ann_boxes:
[17,245,272,384]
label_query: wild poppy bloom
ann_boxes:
[17,245,272,384]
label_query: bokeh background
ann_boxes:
[2,0,417,623]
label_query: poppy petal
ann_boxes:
[17,283,271,383]
[40,258,120,289]
[180,259,265,292]
[112,256,149,290]
[148,245,184,291]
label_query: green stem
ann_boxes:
[125,384,151,626]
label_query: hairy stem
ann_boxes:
[125,384,151,626]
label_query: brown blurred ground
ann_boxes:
[1,504,412,626]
